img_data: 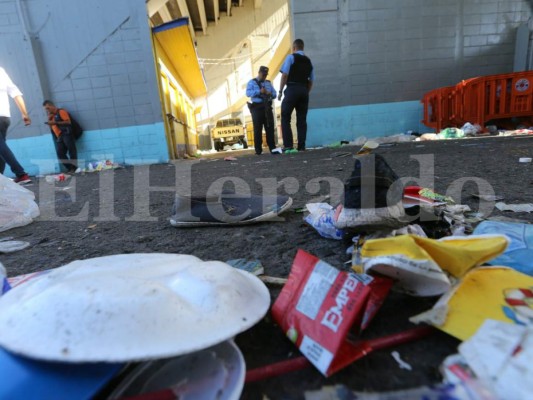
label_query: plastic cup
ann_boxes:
[357,140,379,155]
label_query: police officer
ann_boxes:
[277,39,314,152]
[246,66,278,155]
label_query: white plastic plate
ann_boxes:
[0,254,270,362]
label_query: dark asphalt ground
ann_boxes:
[1,135,532,398]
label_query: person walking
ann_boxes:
[0,66,32,184]
[246,66,279,155]
[43,100,78,173]
[277,39,314,152]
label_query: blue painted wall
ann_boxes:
[0,0,170,178]
[305,101,425,147]
[5,123,167,177]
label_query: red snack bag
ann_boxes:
[272,249,392,376]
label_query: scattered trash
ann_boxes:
[355,234,508,296]
[246,326,434,382]
[411,266,533,340]
[438,127,465,139]
[330,152,351,158]
[0,174,40,233]
[108,340,245,400]
[258,276,287,285]
[226,259,264,276]
[304,203,343,240]
[403,186,449,207]
[44,173,69,183]
[417,188,454,204]
[0,240,30,254]
[0,254,270,362]
[170,192,293,227]
[391,351,412,371]
[224,156,238,161]
[473,221,533,275]
[335,154,407,232]
[271,250,393,376]
[293,207,306,213]
[453,319,533,400]
[471,193,504,202]
[356,140,379,155]
[327,141,344,148]
[495,202,533,213]
[461,122,482,136]
[304,382,492,400]
[441,353,477,384]
[519,157,532,163]
[87,224,97,229]
[85,160,122,172]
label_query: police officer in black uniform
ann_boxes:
[246,66,278,155]
[277,39,314,152]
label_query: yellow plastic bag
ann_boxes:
[411,267,533,340]
[356,234,508,296]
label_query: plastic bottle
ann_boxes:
[45,173,67,183]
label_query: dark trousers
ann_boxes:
[0,116,25,177]
[281,85,309,150]
[54,133,78,171]
[250,103,275,154]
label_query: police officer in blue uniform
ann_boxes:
[246,66,277,155]
[277,39,314,152]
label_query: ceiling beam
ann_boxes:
[196,0,208,34]
[174,0,196,39]
[147,0,169,17]
[158,5,173,22]
[226,0,231,16]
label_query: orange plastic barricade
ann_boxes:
[421,86,455,131]
[422,71,533,131]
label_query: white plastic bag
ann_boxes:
[0,174,40,232]
[304,203,343,240]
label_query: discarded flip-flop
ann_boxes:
[170,192,293,227]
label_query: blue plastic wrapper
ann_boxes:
[304,203,343,240]
[473,221,533,276]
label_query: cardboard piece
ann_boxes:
[272,250,392,376]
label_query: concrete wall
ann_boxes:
[0,0,168,176]
[291,0,533,142]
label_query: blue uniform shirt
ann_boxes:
[246,79,277,103]
[280,50,315,82]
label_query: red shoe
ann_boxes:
[14,174,32,184]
